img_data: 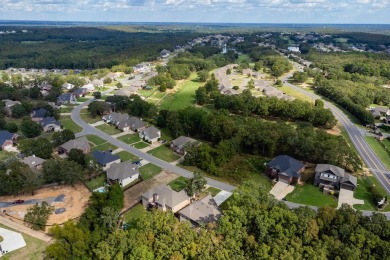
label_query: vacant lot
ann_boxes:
[285,183,338,207]
[147,145,180,162]
[139,164,162,180]
[59,116,82,133]
[116,151,139,162]
[118,134,140,144]
[168,176,187,192]
[96,124,121,135]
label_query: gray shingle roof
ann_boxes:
[341,174,357,186]
[179,195,222,225]
[267,155,304,178]
[31,108,48,119]
[143,126,160,139]
[60,137,90,152]
[171,136,197,149]
[22,155,45,168]
[39,117,61,127]
[106,161,139,181]
[92,150,120,165]
[315,164,345,178]
[142,185,189,209]
[116,117,144,130]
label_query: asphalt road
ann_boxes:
[282,73,390,195]
[71,100,236,192]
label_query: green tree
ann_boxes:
[20,119,42,138]
[24,201,54,230]
[4,122,18,133]
[88,101,111,118]
[184,171,207,197]
[93,91,102,99]
[52,129,75,147]
[68,148,86,167]
[198,70,209,82]
[11,104,27,118]
[18,138,53,159]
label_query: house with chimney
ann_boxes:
[22,155,45,171]
[141,185,190,213]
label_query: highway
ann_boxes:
[282,73,390,195]
[71,99,236,192]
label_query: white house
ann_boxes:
[61,82,75,90]
[139,126,161,143]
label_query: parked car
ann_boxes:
[13,199,25,204]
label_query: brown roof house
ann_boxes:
[178,195,222,227]
[58,137,90,155]
[139,126,161,143]
[170,136,198,155]
[22,155,45,171]
[265,155,305,184]
[141,185,191,213]
[106,161,139,187]
[314,164,357,191]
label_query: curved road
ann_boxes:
[71,100,236,192]
[282,73,390,195]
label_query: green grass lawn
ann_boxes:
[236,54,251,63]
[354,176,390,211]
[159,73,203,110]
[0,223,47,260]
[138,87,158,98]
[86,135,107,146]
[116,151,139,162]
[285,183,338,207]
[59,116,82,133]
[133,142,149,149]
[205,187,221,197]
[85,174,106,190]
[118,133,140,144]
[60,106,74,113]
[147,145,180,162]
[383,138,390,150]
[122,203,146,228]
[365,136,390,170]
[279,84,314,103]
[91,142,118,152]
[168,176,188,192]
[77,97,90,102]
[160,128,174,142]
[96,124,121,135]
[80,113,101,124]
[139,164,162,180]
[248,172,273,192]
[0,151,14,161]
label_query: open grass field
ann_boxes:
[139,164,162,180]
[96,124,121,135]
[0,223,47,260]
[365,136,390,170]
[118,133,140,144]
[159,73,203,110]
[279,84,315,103]
[133,141,149,149]
[91,142,118,152]
[285,183,338,207]
[122,203,146,228]
[236,54,251,63]
[85,174,106,191]
[59,116,82,133]
[168,176,187,192]
[116,151,139,162]
[86,135,106,146]
[80,113,101,124]
[147,145,180,162]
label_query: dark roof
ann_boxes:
[0,130,15,146]
[107,161,139,181]
[267,155,304,178]
[39,117,61,127]
[58,93,74,102]
[341,174,357,186]
[315,164,345,178]
[92,150,120,165]
[73,88,87,95]
[31,108,48,119]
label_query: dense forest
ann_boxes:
[0,27,198,69]
[46,181,390,259]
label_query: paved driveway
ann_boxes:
[338,188,364,209]
[0,227,26,254]
[270,181,295,200]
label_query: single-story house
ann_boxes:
[57,93,76,105]
[39,83,53,91]
[134,62,151,72]
[265,155,305,184]
[370,107,390,118]
[39,117,61,132]
[2,99,21,116]
[160,49,170,58]
[92,150,121,170]
[314,164,357,191]
[82,83,95,93]
[0,130,18,151]
[30,108,48,122]
[73,88,88,98]
[102,112,129,125]
[116,116,145,132]
[141,185,191,213]
[170,136,197,155]
[106,72,120,81]
[61,82,75,90]
[22,155,45,171]
[178,195,222,227]
[58,137,90,155]
[139,126,161,143]
[106,161,139,187]
[91,79,104,88]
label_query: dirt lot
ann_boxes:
[0,184,91,227]
[326,125,341,136]
[122,170,178,211]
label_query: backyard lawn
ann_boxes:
[118,133,140,144]
[91,142,118,152]
[122,203,146,228]
[147,145,180,162]
[365,137,390,169]
[86,135,106,146]
[117,151,139,162]
[85,174,106,191]
[96,124,121,135]
[168,176,188,192]
[133,142,149,149]
[285,183,338,207]
[59,116,82,133]
[139,164,162,180]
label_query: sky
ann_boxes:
[1,0,390,24]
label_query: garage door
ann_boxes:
[279,175,290,184]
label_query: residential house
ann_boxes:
[178,195,222,226]
[265,155,305,184]
[170,136,197,155]
[102,112,129,125]
[57,93,76,105]
[314,164,357,191]
[82,83,95,93]
[114,89,135,97]
[139,126,161,143]
[141,185,191,213]
[39,117,61,132]
[288,46,300,53]
[61,82,75,90]
[133,62,151,72]
[91,79,104,88]
[58,137,90,155]
[0,130,18,151]
[73,88,88,98]
[92,150,121,170]
[30,108,48,122]
[370,107,390,119]
[22,155,45,171]
[106,161,139,187]
[160,49,170,58]
[116,116,145,132]
[106,72,120,81]
[2,99,21,116]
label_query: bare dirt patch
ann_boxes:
[326,126,341,136]
[122,170,179,211]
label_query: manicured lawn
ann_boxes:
[365,136,390,170]
[0,223,47,260]
[139,164,162,180]
[248,172,273,192]
[205,187,221,197]
[80,113,101,124]
[118,133,140,144]
[383,138,390,150]
[59,116,82,133]
[168,176,188,192]
[147,145,180,162]
[285,183,338,207]
[354,176,390,211]
[96,124,121,135]
[160,128,174,142]
[117,151,139,162]
[86,135,107,146]
[159,73,203,110]
[91,142,118,152]
[60,106,74,113]
[133,142,149,149]
[122,203,146,228]
[77,97,90,102]
[85,174,106,191]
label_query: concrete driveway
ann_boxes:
[0,227,26,254]
[338,188,364,209]
[269,181,295,200]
